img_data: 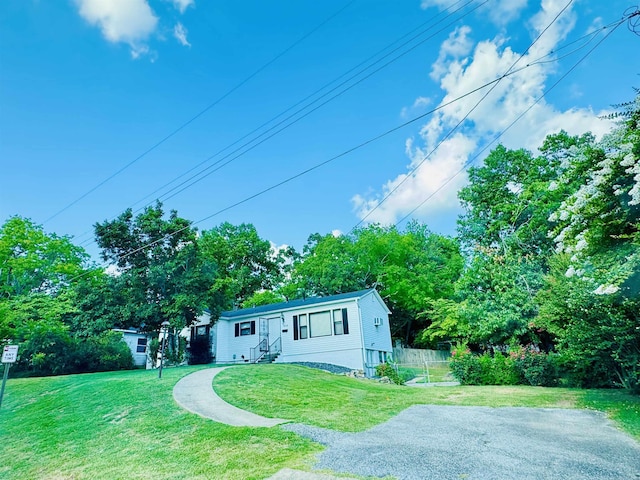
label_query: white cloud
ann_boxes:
[354,0,614,226]
[421,0,529,25]
[76,0,158,58]
[173,22,191,47]
[171,0,195,14]
[331,229,343,237]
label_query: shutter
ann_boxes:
[234,323,240,337]
[250,321,256,335]
[342,308,349,335]
[293,315,298,340]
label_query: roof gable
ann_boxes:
[220,289,381,319]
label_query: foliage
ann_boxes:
[12,322,133,377]
[449,343,559,387]
[199,222,289,309]
[241,290,286,309]
[375,362,405,385]
[0,216,89,299]
[94,202,217,332]
[288,222,463,344]
[188,335,212,365]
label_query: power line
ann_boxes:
[393,16,628,228]
[351,0,575,230]
[73,0,473,247]
[69,6,634,281]
[74,0,480,248]
[42,0,357,226]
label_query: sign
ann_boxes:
[2,345,19,363]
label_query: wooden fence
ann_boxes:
[392,346,450,364]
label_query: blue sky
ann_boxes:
[1,0,638,262]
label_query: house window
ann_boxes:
[299,314,308,339]
[309,311,332,337]
[334,308,349,335]
[196,326,208,337]
[379,351,387,363]
[234,321,256,337]
[294,308,349,340]
[136,338,147,353]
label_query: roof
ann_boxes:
[220,289,378,319]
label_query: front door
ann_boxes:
[259,318,269,352]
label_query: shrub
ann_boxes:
[511,346,559,387]
[375,362,405,385]
[449,344,482,385]
[188,336,213,365]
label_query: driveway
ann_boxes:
[283,405,640,480]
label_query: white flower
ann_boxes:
[548,181,558,191]
[575,238,588,252]
[565,266,575,278]
[593,284,620,295]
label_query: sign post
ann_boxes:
[1,345,19,408]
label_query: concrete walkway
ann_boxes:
[172,367,288,427]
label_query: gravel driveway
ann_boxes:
[283,405,640,480]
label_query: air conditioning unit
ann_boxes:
[373,317,382,326]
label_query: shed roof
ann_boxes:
[220,289,378,319]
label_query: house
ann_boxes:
[209,289,393,377]
[114,329,150,367]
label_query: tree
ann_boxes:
[0,216,89,298]
[288,223,463,344]
[199,222,287,309]
[94,202,217,333]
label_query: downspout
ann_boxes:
[356,297,367,375]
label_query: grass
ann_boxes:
[215,364,640,439]
[0,366,320,480]
[1,363,638,479]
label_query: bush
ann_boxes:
[188,336,212,365]
[13,322,134,377]
[449,344,482,385]
[375,362,405,385]
[450,343,557,386]
[511,346,559,387]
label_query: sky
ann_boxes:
[1,0,638,263]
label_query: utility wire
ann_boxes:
[352,0,575,229]
[70,6,635,281]
[71,61,554,281]
[73,0,473,247]
[393,16,629,228]
[42,0,357,226]
[75,0,480,247]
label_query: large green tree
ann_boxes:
[198,222,287,309]
[0,216,89,298]
[94,203,217,332]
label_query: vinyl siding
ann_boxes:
[359,290,393,376]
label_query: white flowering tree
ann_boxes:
[539,92,640,389]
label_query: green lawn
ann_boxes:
[0,366,320,480]
[1,364,638,480]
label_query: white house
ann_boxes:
[211,289,392,377]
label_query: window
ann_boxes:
[136,338,147,353]
[299,314,308,339]
[334,308,349,335]
[294,308,349,340]
[378,351,387,363]
[196,326,208,337]
[234,321,256,337]
[309,311,332,337]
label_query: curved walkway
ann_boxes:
[173,367,288,427]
